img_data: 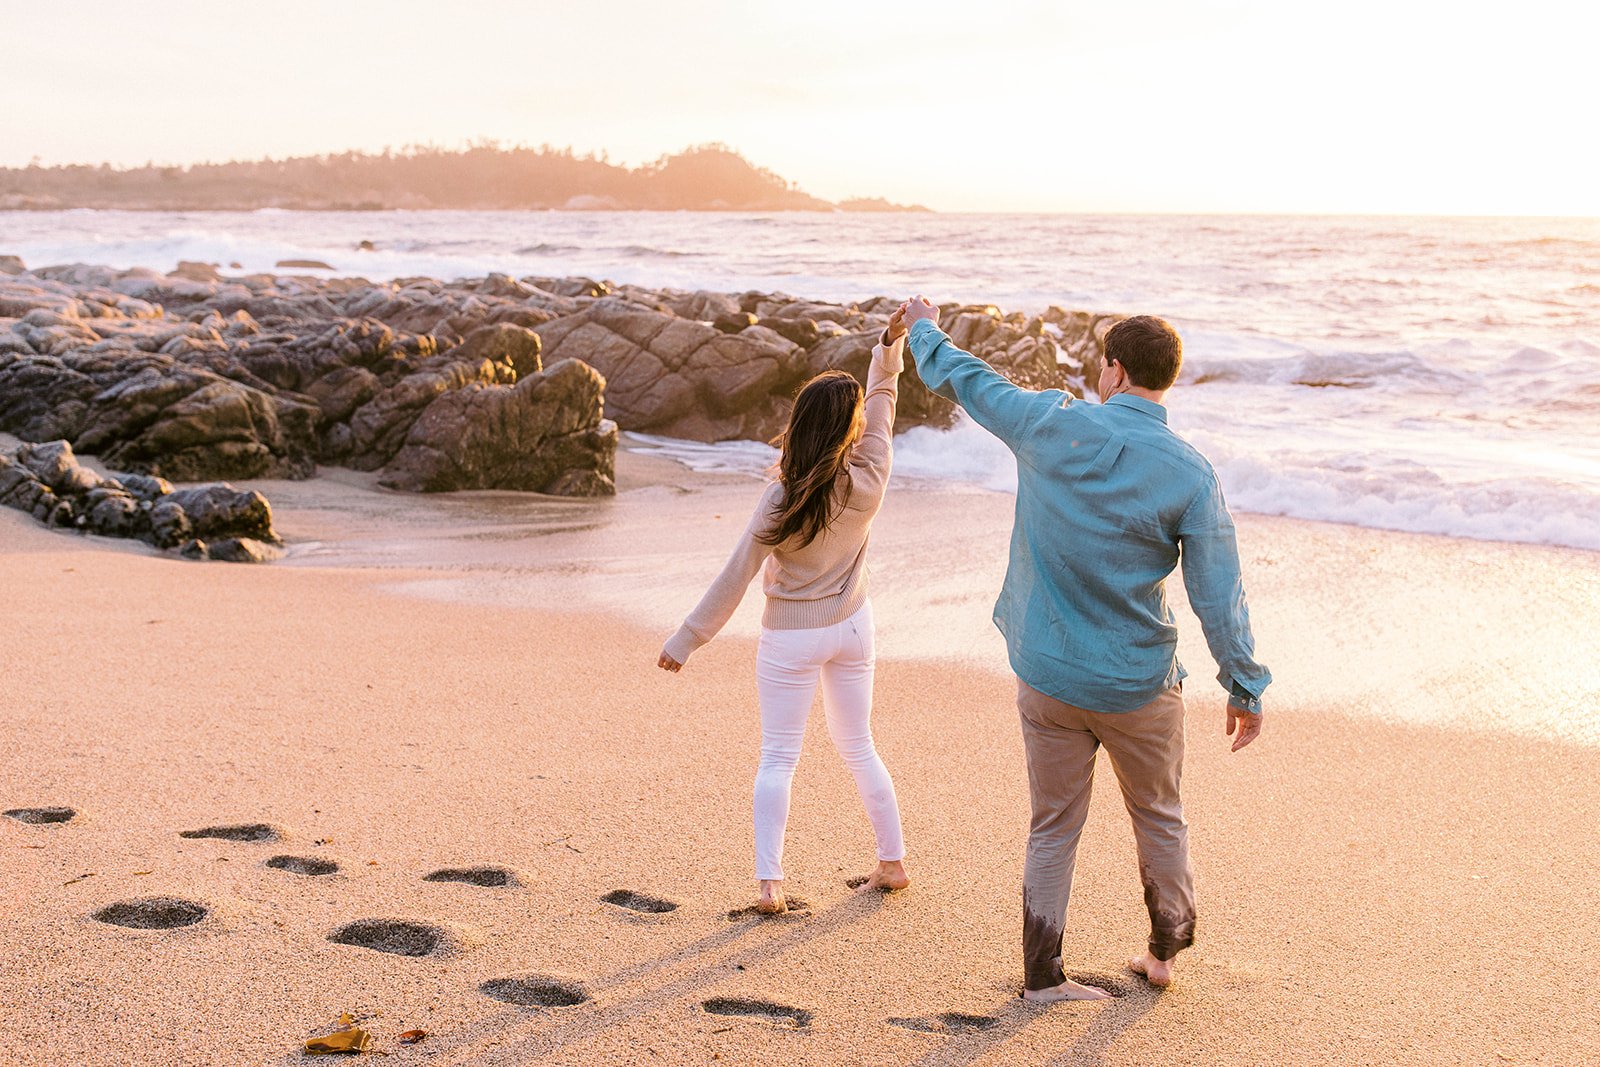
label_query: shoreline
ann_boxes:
[8,440,1600,748]
[3,480,1598,1065]
[220,448,1600,751]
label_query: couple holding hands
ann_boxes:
[657,297,1270,1000]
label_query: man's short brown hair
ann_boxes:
[1104,316,1183,391]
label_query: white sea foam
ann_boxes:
[626,433,777,476]
[632,405,1600,551]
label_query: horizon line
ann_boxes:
[3,206,1596,222]
[7,142,1596,221]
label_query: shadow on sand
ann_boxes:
[902,978,1159,1067]
[422,890,889,1065]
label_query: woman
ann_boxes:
[657,304,911,914]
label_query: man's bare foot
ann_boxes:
[1128,951,1174,987]
[1021,978,1113,1003]
[854,859,910,894]
[754,879,787,914]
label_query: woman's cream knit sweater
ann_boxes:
[662,331,904,663]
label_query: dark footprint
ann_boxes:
[266,855,339,877]
[845,875,868,889]
[425,866,518,888]
[480,975,591,1008]
[179,823,280,842]
[726,897,810,921]
[703,997,812,1030]
[93,897,207,930]
[889,1012,1001,1035]
[1064,971,1132,998]
[328,919,443,957]
[4,806,76,824]
[601,889,679,914]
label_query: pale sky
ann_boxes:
[3,0,1595,214]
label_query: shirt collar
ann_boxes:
[1103,393,1169,423]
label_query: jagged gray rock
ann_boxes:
[0,440,279,560]
[0,266,616,495]
[534,297,808,442]
[380,358,617,495]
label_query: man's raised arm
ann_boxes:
[901,296,1059,451]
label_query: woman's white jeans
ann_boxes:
[752,600,905,881]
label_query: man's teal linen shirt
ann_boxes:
[907,317,1271,714]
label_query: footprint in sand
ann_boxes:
[424,866,519,888]
[480,976,591,1008]
[1063,970,1133,997]
[93,897,208,930]
[601,889,680,915]
[889,1012,1001,1035]
[179,823,282,842]
[702,997,812,1030]
[328,919,445,957]
[726,897,811,921]
[4,806,77,824]
[266,855,339,877]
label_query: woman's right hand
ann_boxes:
[885,304,908,344]
[657,651,682,673]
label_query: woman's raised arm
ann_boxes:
[849,307,906,496]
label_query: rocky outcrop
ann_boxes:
[0,146,932,213]
[0,263,616,496]
[0,440,279,561]
[0,260,1123,491]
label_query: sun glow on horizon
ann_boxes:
[2,0,1596,217]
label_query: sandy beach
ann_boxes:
[4,450,1598,1066]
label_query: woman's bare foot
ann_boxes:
[754,879,787,914]
[1128,951,1174,987]
[1021,977,1113,1003]
[854,859,910,894]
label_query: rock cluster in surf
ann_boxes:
[0,439,280,561]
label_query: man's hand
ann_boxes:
[1226,702,1262,752]
[903,294,940,330]
[657,651,682,673]
[885,304,908,344]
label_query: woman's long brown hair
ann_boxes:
[758,370,864,549]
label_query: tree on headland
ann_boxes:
[0,144,929,212]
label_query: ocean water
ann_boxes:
[4,209,1597,549]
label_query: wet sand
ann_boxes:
[3,452,1598,1065]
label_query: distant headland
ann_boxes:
[0,143,930,213]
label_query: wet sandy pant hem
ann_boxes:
[1017,679,1196,987]
[1150,920,1195,962]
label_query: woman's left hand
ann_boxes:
[657,651,682,673]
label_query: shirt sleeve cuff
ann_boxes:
[1228,680,1263,715]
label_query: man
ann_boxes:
[900,296,1270,1001]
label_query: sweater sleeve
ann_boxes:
[661,483,780,664]
[848,329,904,499]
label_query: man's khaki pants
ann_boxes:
[1017,679,1196,991]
